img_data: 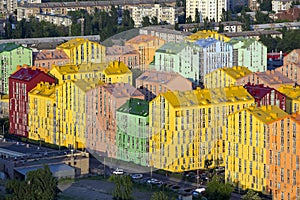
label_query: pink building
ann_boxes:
[236,70,295,89]
[136,70,193,101]
[33,49,70,70]
[85,83,144,158]
[106,45,140,69]
[275,49,300,85]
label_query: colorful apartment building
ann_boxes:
[56,38,106,65]
[185,30,230,42]
[267,112,300,200]
[153,39,233,85]
[28,82,57,144]
[0,94,9,118]
[236,70,294,89]
[0,43,32,94]
[204,66,252,89]
[278,85,300,114]
[103,61,132,85]
[9,67,56,137]
[33,49,70,70]
[56,78,103,149]
[116,98,149,166]
[229,38,267,72]
[106,45,140,69]
[85,83,144,158]
[275,49,300,85]
[244,83,286,111]
[226,106,288,193]
[149,86,254,172]
[136,70,193,101]
[125,35,165,71]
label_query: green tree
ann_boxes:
[237,10,251,31]
[241,190,262,200]
[142,16,151,27]
[151,191,168,200]
[151,16,159,25]
[255,11,272,24]
[206,176,233,200]
[6,165,58,200]
[186,16,193,23]
[259,0,272,11]
[195,8,200,23]
[110,175,133,200]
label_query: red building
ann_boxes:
[244,83,286,111]
[9,67,56,137]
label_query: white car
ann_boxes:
[113,168,124,175]
[131,174,143,179]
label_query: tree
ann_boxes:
[151,191,168,200]
[110,175,133,200]
[259,0,272,11]
[242,190,262,200]
[206,176,233,200]
[6,165,58,200]
[186,16,192,23]
[195,8,200,23]
[142,16,151,27]
[255,11,272,24]
[151,16,159,25]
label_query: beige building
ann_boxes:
[106,45,140,69]
[136,70,193,101]
[131,4,175,27]
[33,49,70,70]
[236,70,295,89]
[0,94,9,118]
[35,13,72,27]
[272,0,292,13]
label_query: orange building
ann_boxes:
[267,112,300,200]
[125,35,165,71]
[33,49,70,70]
[106,45,140,69]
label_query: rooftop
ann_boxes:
[34,49,70,61]
[74,78,104,92]
[223,30,282,38]
[244,83,284,100]
[10,67,48,82]
[156,42,188,54]
[185,30,229,42]
[106,45,139,56]
[140,25,191,36]
[221,66,253,79]
[194,38,219,48]
[29,82,56,99]
[126,35,161,44]
[246,105,288,124]
[256,70,294,85]
[117,98,149,116]
[137,70,191,85]
[102,83,144,99]
[51,63,106,75]
[57,38,95,49]
[161,86,254,108]
[229,37,258,48]
[0,43,22,53]
[104,61,131,75]
[278,85,300,100]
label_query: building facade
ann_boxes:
[103,61,133,85]
[116,98,149,166]
[278,85,300,114]
[9,67,56,137]
[272,0,292,13]
[106,45,140,69]
[136,70,193,101]
[0,95,9,118]
[229,38,267,72]
[0,43,32,94]
[33,49,70,70]
[204,66,252,89]
[35,13,72,27]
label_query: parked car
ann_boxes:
[192,188,206,199]
[113,168,124,175]
[130,174,143,179]
[147,178,163,185]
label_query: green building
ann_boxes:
[0,43,32,94]
[116,98,149,166]
[229,38,267,72]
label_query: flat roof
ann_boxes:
[15,163,74,177]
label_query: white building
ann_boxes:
[272,0,292,13]
[131,4,175,27]
[35,13,72,27]
[186,0,227,22]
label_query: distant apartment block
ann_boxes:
[204,66,252,89]
[125,35,165,71]
[56,38,106,65]
[136,70,193,101]
[0,43,32,94]
[236,70,294,89]
[272,0,292,13]
[186,0,227,22]
[9,67,56,137]
[35,13,72,27]
[33,49,70,70]
[139,26,191,43]
[229,38,267,72]
[185,30,231,42]
[0,94,9,118]
[278,85,300,114]
[132,4,175,27]
[248,0,260,11]
[283,49,300,65]
[116,98,149,166]
[223,30,283,40]
[85,83,144,158]
[106,45,140,69]
[153,38,233,85]
[149,86,254,172]
[28,82,57,145]
[244,83,286,111]
[274,7,300,21]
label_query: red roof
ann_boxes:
[10,67,47,82]
[244,83,275,100]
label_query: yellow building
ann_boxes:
[0,94,9,118]
[28,82,57,144]
[149,86,254,172]
[56,78,103,149]
[277,84,300,114]
[226,106,288,193]
[185,30,231,42]
[103,61,132,85]
[204,66,252,89]
[56,38,106,65]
